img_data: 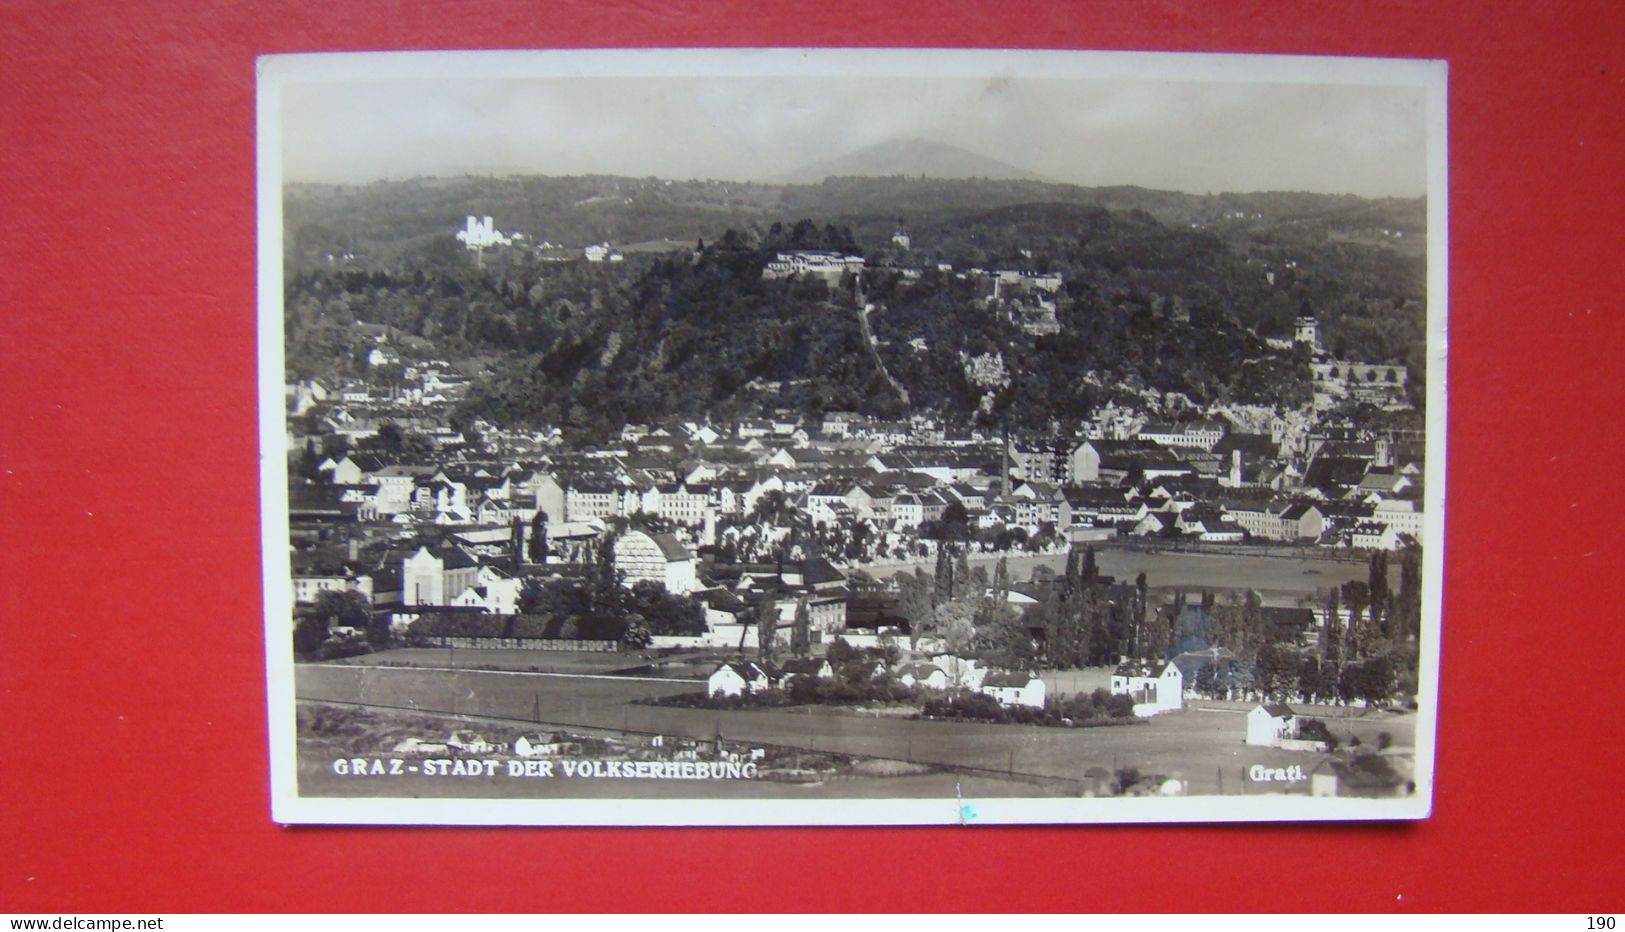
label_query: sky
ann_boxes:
[279,68,1430,197]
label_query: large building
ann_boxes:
[762,251,864,284]
[613,529,698,594]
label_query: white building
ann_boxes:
[1246,703,1299,747]
[456,215,511,250]
[612,529,698,594]
[1372,499,1425,540]
[895,662,949,690]
[976,671,1046,708]
[513,734,580,758]
[707,661,776,698]
[1110,659,1184,717]
[761,251,864,283]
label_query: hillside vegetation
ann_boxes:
[283,174,1427,442]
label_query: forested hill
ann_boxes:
[284,174,1426,270]
[282,175,1427,443]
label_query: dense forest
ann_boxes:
[283,174,1428,442]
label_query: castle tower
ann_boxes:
[1294,312,1320,351]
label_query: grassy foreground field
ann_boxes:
[295,663,1416,798]
[295,701,1062,800]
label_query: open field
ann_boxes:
[857,546,1382,605]
[296,663,1416,798]
[861,548,1376,603]
[295,701,1061,800]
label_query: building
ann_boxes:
[565,481,623,521]
[1137,420,1227,451]
[513,734,582,758]
[613,529,698,594]
[778,658,834,682]
[762,251,864,283]
[1246,703,1299,746]
[401,545,481,607]
[455,215,511,250]
[707,660,776,698]
[1110,659,1184,716]
[895,662,948,690]
[977,671,1046,708]
[1371,499,1425,541]
[1294,312,1320,350]
[1310,755,1409,798]
[1278,503,1327,541]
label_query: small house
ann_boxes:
[708,660,777,698]
[1246,703,1299,746]
[895,662,949,691]
[446,731,494,754]
[391,738,449,755]
[977,671,1046,709]
[1310,754,1409,798]
[513,734,580,758]
[778,658,834,682]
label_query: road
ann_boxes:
[296,664,1415,796]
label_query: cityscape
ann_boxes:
[271,61,1440,817]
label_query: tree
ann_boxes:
[1243,589,1266,650]
[625,581,705,635]
[530,510,550,564]
[974,605,1038,671]
[897,567,936,649]
[1253,643,1298,701]
[1133,572,1149,656]
[825,636,858,670]
[591,532,623,615]
[954,548,972,599]
[310,588,370,630]
[517,577,546,615]
[1349,654,1395,707]
[1394,537,1423,641]
[756,600,778,661]
[1368,550,1391,638]
[621,616,652,650]
[933,546,953,603]
[791,596,811,658]
[293,614,329,656]
[1341,580,1370,659]
[1323,585,1344,666]
[932,597,978,656]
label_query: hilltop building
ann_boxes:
[456,215,511,250]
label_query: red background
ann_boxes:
[2,0,1622,913]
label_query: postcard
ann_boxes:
[259,47,1446,824]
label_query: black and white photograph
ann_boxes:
[258,48,1447,825]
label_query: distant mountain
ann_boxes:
[772,139,1050,185]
